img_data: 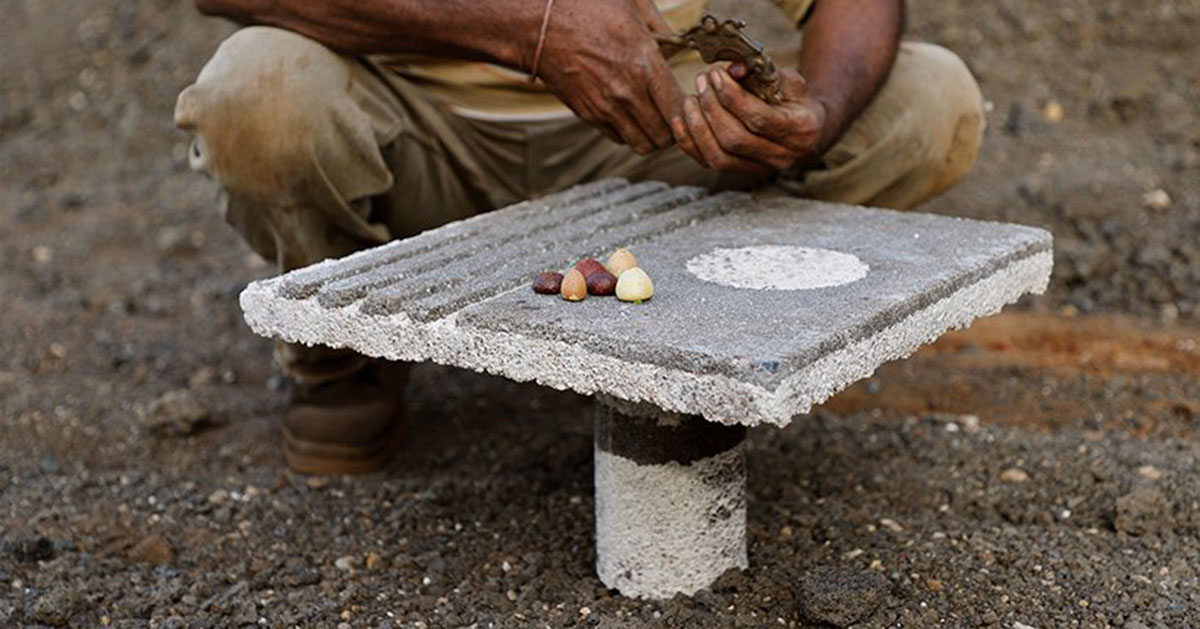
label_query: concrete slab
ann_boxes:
[241,179,1053,426]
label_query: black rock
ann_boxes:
[797,566,890,628]
[9,535,56,563]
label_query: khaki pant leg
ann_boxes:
[785,42,986,210]
[175,26,494,381]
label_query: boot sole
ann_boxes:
[282,421,403,475]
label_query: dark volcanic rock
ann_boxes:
[797,566,891,627]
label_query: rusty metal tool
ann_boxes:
[656,14,783,104]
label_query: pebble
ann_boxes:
[999,468,1030,483]
[335,556,356,571]
[208,489,230,505]
[141,389,213,438]
[1135,465,1163,480]
[1142,188,1171,210]
[1041,100,1065,123]
[1115,486,1172,536]
[128,535,172,564]
[797,566,890,627]
[9,536,56,563]
[31,245,53,263]
[879,518,904,533]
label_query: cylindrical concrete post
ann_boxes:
[593,398,748,599]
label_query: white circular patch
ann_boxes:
[685,245,869,291]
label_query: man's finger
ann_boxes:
[708,68,793,139]
[605,100,657,154]
[683,95,772,175]
[672,114,709,168]
[568,96,625,145]
[645,57,687,145]
[698,79,795,170]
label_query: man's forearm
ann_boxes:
[799,0,903,150]
[195,0,542,68]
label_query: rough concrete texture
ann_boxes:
[241,180,1053,426]
[594,447,747,600]
[592,403,748,599]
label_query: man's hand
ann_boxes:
[534,0,686,154]
[675,64,829,175]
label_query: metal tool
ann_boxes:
[656,14,783,104]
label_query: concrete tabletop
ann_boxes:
[241,179,1052,426]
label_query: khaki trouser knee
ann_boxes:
[792,42,986,210]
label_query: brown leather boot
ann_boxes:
[282,363,409,475]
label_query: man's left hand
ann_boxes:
[674,65,830,175]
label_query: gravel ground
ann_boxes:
[2,0,1200,627]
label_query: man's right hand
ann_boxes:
[193,0,687,153]
[533,0,685,154]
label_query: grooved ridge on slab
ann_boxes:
[240,182,1054,425]
[277,178,632,300]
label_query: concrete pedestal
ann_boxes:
[239,178,1053,599]
[593,398,748,599]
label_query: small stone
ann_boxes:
[1115,486,1172,536]
[1142,188,1171,210]
[10,536,56,563]
[207,489,230,505]
[585,269,617,296]
[1041,100,1064,123]
[141,389,213,438]
[573,258,607,279]
[606,248,639,277]
[157,226,204,254]
[999,468,1029,483]
[879,518,903,533]
[128,535,172,564]
[531,272,564,295]
[335,555,356,571]
[188,367,217,389]
[797,566,890,627]
[615,267,654,302]
[365,552,382,570]
[1136,465,1163,480]
[31,245,53,263]
[560,269,587,301]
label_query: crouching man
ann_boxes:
[176,0,984,474]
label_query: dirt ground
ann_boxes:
[2,0,1200,627]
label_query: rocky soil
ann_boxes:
[2,0,1199,627]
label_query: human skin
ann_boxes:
[193,0,686,154]
[192,0,902,173]
[676,0,904,175]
